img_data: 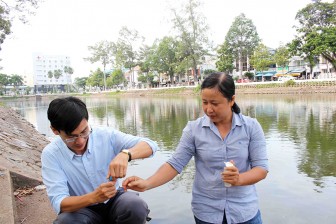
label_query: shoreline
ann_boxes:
[0,83,335,101]
[104,84,336,96]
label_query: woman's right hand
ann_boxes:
[122,176,149,192]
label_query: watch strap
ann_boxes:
[122,149,132,162]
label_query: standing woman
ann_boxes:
[123,72,268,224]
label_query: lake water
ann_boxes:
[2,94,336,224]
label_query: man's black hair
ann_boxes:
[47,96,89,135]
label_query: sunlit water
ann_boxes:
[2,94,336,224]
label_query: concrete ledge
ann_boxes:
[0,167,17,224]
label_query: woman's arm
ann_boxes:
[122,163,179,192]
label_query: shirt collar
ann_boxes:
[55,137,76,160]
[56,136,91,160]
[201,112,243,129]
[232,112,244,128]
[202,115,212,127]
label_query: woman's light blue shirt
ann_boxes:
[41,126,158,214]
[167,113,268,224]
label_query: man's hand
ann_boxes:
[107,152,129,180]
[93,181,117,204]
[122,176,149,192]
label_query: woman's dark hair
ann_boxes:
[47,96,89,135]
[201,72,240,114]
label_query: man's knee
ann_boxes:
[127,197,149,219]
[114,193,150,223]
[53,208,101,224]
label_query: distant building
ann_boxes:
[124,65,141,88]
[32,53,72,92]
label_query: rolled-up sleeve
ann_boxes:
[167,122,195,173]
[41,148,69,214]
[248,119,268,171]
[110,129,159,156]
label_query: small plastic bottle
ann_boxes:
[224,161,234,187]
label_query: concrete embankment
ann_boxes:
[0,106,50,223]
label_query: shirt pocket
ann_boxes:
[196,140,224,170]
[226,137,250,160]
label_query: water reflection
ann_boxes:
[2,94,336,223]
[87,96,203,152]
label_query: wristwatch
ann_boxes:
[121,149,132,162]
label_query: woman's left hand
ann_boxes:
[221,160,240,186]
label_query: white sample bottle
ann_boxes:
[224,161,234,187]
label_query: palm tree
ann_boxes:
[47,70,54,92]
[63,66,74,92]
[0,73,10,95]
[9,74,24,95]
[53,69,63,92]
[9,74,23,86]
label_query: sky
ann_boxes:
[0,0,329,79]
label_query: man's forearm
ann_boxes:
[128,141,153,160]
[60,192,96,213]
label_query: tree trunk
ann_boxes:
[193,57,198,83]
[238,51,243,78]
[103,64,107,91]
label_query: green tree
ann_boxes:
[86,68,104,90]
[114,26,144,87]
[222,13,260,78]
[85,40,114,90]
[152,36,180,81]
[0,73,9,94]
[0,0,42,50]
[9,74,23,94]
[47,70,55,93]
[53,69,62,79]
[9,74,23,87]
[171,0,212,81]
[293,0,336,73]
[244,71,254,80]
[137,44,153,73]
[74,77,88,92]
[274,44,290,75]
[137,73,147,83]
[52,69,62,92]
[64,66,74,92]
[203,69,217,75]
[288,37,318,79]
[25,86,31,95]
[47,70,53,79]
[107,69,125,87]
[216,42,235,73]
[250,43,274,74]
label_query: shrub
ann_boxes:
[285,80,295,86]
[194,84,201,93]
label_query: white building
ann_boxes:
[32,53,72,91]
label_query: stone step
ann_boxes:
[0,167,17,224]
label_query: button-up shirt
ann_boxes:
[41,126,158,214]
[167,113,268,224]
